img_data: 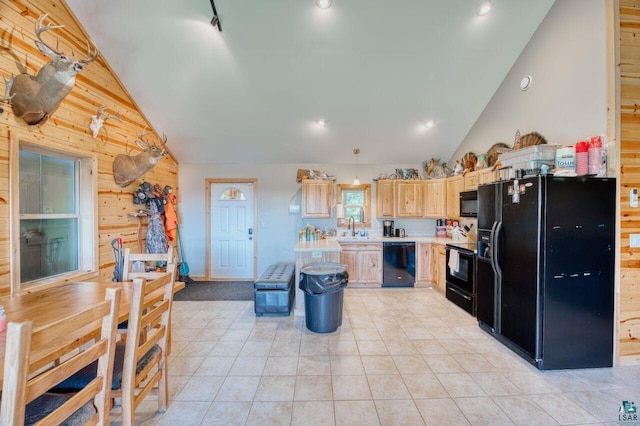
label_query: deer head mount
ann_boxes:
[90,105,122,140]
[0,14,98,125]
[113,129,168,188]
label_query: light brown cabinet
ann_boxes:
[395,181,424,217]
[416,243,432,287]
[376,180,395,218]
[478,167,498,185]
[445,175,464,219]
[340,242,383,287]
[302,180,334,218]
[464,171,479,190]
[431,243,446,293]
[424,179,446,218]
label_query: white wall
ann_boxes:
[449,0,607,164]
[179,163,437,278]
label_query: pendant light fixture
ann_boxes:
[353,148,361,185]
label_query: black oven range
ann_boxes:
[445,242,476,316]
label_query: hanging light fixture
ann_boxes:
[353,148,361,185]
[316,0,333,10]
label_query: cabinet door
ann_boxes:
[395,181,424,217]
[302,181,333,218]
[464,171,479,190]
[478,168,498,185]
[376,180,395,218]
[358,251,383,284]
[416,243,432,286]
[340,250,358,284]
[424,180,446,218]
[445,176,464,219]
[437,245,446,293]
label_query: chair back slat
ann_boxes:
[0,288,121,426]
[26,340,107,404]
[120,272,175,425]
[122,246,175,282]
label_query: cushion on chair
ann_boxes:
[25,393,96,426]
[52,343,162,392]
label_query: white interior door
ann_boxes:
[210,182,255,280]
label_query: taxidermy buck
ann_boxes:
[113,129,168,187]
[0,14,98,125]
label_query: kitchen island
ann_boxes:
[293,236,462,315]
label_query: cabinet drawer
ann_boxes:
[340,243,382,251]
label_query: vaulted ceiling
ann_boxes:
[66,0,555,164]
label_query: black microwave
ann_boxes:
[459,190,478,217]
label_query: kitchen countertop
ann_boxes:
[294,236,472,252]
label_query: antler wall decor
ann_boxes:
[0,14,98,125]
[90,105,122,141]
[113,129,168,187]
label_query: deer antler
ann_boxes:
[1,74,15,102]
[79,39,99,64]
[136,128,152,149]
[159,133,167,146]
[35,14,64,55]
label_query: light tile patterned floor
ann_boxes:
[110,287,640,425]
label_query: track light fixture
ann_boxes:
[210,0,222,31]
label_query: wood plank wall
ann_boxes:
[0,0,179,293]
[620,0,640,364]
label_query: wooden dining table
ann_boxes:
[0,279,184,387]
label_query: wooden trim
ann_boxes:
[608,0,621,365]
[336,184,371,228]
[9,130,100,295]
[205,178,258,281]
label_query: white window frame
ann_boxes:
[9,131,99,294]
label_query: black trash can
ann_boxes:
[299,263,348,333]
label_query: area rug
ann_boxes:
[173,281,254,301]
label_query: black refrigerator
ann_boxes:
[476,176,615,370]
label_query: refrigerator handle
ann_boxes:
[492,221,503,279]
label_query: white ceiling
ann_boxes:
[66,0,555,165]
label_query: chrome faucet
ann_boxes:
[349,216,356,237]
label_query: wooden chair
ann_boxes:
[122,246,175,281]
[0,287,121,425]
[52,272,175,425]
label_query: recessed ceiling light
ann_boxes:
[476,0,493,16]
[424,120,435,129]
[520,75,533,91]
[316,118,327,127]
[316,0,332,10]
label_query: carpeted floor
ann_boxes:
[173,281,254,301]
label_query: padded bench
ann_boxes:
[254,262,295,316]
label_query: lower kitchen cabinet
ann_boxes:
[415,243,432,287]
[340,243,382,287]
[431,244,446,294]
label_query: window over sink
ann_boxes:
[337,184,371,228]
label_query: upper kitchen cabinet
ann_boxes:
[302,180,334,218]
[446,175,464,219]
[376,180,395,218]
[395,181,424,217]
[478,167,498,185]
[424,179,446,218]
[464,171,479,190]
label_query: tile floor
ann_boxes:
[110,287,640,425]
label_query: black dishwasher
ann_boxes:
[382,242,415,287]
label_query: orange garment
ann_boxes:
[164,192,178,241]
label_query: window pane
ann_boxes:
[19,151,76,214]
[20,219,78,282]
[19,151,42,214]
[42,155,76,214]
